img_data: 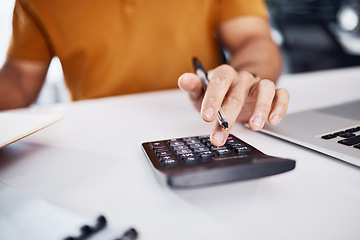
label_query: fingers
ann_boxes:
[201,65,237,122]
[178,71,233,146]
[208,70,258,146]
[178,66,290,147]
[248,81,289,131]
[210,124,229,146]
[209,74,289,145]
[268,88,289,125]
[248,79,276,130]
[221,71,257,126]
[178,73,203,110]
[201,65,239,146]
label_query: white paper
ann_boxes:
[0,112,63,149]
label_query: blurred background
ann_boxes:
[0,0,360,106]
[267,0,360,73]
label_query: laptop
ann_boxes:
[0,112,63,149]
[261,99,360,167]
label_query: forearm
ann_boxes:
[228,35,282,82]
[0,69,30,110]
[218,16,282,83]
[0,59,48,110]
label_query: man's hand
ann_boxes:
[177,15,287,146]
[178,64,289,146]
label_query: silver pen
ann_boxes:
[193,57,229,131]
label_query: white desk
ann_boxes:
[1,67,360,240]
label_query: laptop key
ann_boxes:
[321,134,337,140]
[339,132,356,138]
[345,128,360,133]
[338,135,360,146]
[334,131,346,136]
[353,144,360,149]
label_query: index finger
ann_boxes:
[201,65,237,122]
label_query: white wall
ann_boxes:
[0,0,14,66]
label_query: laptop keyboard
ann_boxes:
[321,126,360,149]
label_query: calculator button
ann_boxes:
[234,146,251,154]
[226,136,238,142]
[151,142,167,149]
[176,149,192,155]
[173,145,189,151]
[156,150,171,157]
[185,139,201,145]
[199,135,210,140]
[193,147,210,154]
[215,148,232,156]
[180,153,197,159]
[226,140,238,145]
[169,141,185,147]
[228,142,245,148]
[199,150,214,159]
[180,153,199,164]
[226,136,236,141]
[159,156,178,166]
[200,136,211,144]
[183,137,198,141]
[189,143,205,149]
[183,157,198,164]
[210,146,226,151]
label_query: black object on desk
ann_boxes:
[142,134,296,188]
[64,215,107,240]
[115,228,138,240]
[64,215,138,240]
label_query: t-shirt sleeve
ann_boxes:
[219,0,269,22]
[7,0,53,62]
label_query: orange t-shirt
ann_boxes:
[8,0,268,100]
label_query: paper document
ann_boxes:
[0,112,63,149]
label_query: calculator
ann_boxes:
[142,134,295,188]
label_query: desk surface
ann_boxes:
[1,67,360,240]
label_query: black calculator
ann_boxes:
[142,134,295,188]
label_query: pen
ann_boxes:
[192,57,229,131]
